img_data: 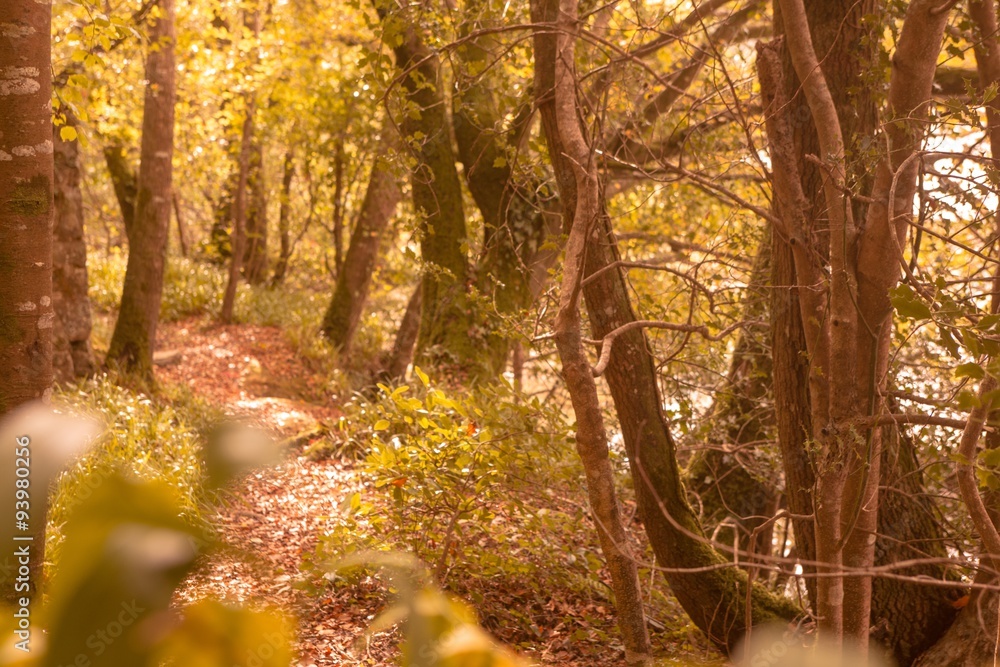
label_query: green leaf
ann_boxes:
[956,362,985,380]
[890,285,932,320]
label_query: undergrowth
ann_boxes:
[303,373,684,658]
[47,374,224,577]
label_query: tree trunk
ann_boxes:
[685,240,779,556]
[220,101,256,324]
[376,3,473,374]
[271,150,294,285]
[871,418,962,666]
[453,1,549,378]
[103,143,137,236]
[331,138,345,277]
[914,4,1000,663]
[209,173,235,260]
[105,0,176,382]
[532,0,798,653]
[52,111,95,382]
[546,1,651,660]
[172,193,188,257]
[322,131,401,351]
[243,139,268,285]
[382,286,422,382]
[0,0,55,607]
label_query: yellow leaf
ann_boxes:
[59,125,78,142]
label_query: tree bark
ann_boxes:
[103,143,137,236]
[546,1,651,661]
[0,0,55,608]
[382,285,423,382]
[271,150,294,285]
[172,193,188,257]
[105,0,176,382]
[685,240,778,556]
[322,131,401,351]
[52,111,95,382]
[376,2,473,373]
[0,0,55,412]
[532,0,798,653]
[220,101,256,324]
[243,139,268,285]
[453,1,549,377]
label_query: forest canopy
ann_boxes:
[3,0,1000,665]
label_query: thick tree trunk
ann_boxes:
[243,140,268,285]
[453,1,548,377]
[52,111,95,382]
[872,419,962,666]
[685,240,778,556]
[376,3,474,374]
[105,0,176,382]
[915,5,1000,664]
[532,0,798,653]
[0,0,55,607]
[322,132,401,351]
[271,150,294,285]
[220,102,256,324]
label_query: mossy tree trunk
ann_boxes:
[453,1,549,378]
[105,0,176,382]
[532,0,799,653]
[377,2,473,374]
[685,240,779,556]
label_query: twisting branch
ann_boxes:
[589,319,762,377]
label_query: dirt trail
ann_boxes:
[159,317,392,666]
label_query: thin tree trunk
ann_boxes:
[105,0,176,382]
[220,101,256,324]
[103,143,137,236]
[322,132,401,351]
[331,138,345,277]
[243,140,268,285]
[172,193,188,257]
[382,286,423,381]
[271,150,294,285]
[545,2,650,660]
[52,110,95,382]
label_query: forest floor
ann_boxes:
[161,316,398,666]
[158,315,720,667]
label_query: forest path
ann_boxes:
[160,317,394,666]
